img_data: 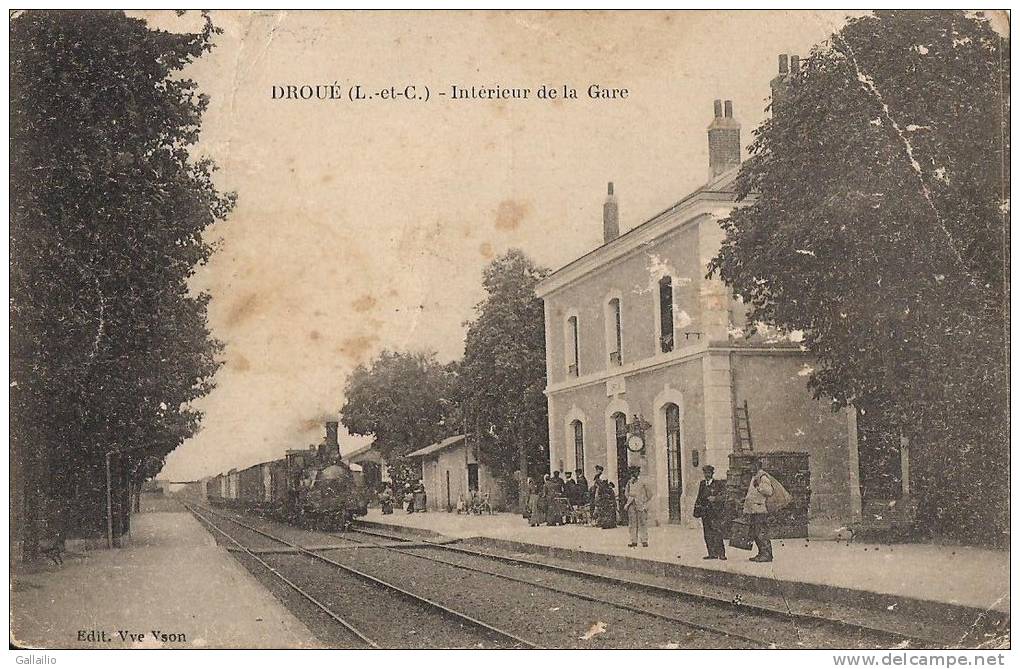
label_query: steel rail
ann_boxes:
[193,503,538,649]
[331,527,773,648]
[184,503,379,648]
[347,523,941,649]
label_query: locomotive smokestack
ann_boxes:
[319,420,340,459]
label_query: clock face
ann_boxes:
[626,434,645,452]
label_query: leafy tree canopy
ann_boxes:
[709,10,1008,542]
[340,350,459,463]
[459,250,550,498]
[10,11,233,532]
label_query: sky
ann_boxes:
[151,10,865,481]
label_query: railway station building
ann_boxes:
[536,70,914,537]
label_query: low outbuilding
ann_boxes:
[404,435,505,512]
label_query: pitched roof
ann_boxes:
[344,443,376,460]
[405,434,468,459]
[536,166,742,297]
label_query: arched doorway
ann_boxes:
[663,402,683,523]
[612,411,629,523]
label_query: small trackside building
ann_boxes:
[405,435,506,512]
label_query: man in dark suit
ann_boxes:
[562,472,578,522]
[694,465,727,560]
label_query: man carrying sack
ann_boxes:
[741,457,792,563]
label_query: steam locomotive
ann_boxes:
[205,421,370,530]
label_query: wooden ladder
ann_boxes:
[734,400,754,452]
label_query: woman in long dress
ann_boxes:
[596,479,618,529]
[527,478,542,526]
[536,474,549,526]
[544,474,564,526]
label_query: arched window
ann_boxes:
[572,420,584,473]
[664,402,683,522]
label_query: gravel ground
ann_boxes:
[192,508,293,551]
[319,538,744,649]
[385,542,902,649]
[351,524,989,648]
[205,508,750,648]
[190,506,524,649]
[198,506,958,650]
[189,507,371,648]
[451,536,984,646]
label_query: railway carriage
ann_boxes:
[238,463,264,506]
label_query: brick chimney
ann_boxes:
[707,99,740,179]
[603,181,619,244]
[770,53,800,116]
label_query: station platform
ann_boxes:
[11,508,321,649]
[361,509,1010,617]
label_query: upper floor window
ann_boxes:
[566,315,580,376]
[659,276,674,353]
[607,297,623,366]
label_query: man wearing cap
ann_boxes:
[624,466,653,547]
[694,465,728,560]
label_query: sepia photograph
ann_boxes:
[8,7,1011,657]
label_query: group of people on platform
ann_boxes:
[376,481,427,515]
[376,458,779,564]
[523,465,653,546]
[523,458,777,564]
[454,489,493,515]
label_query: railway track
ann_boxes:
[203,505,764,648]
[185,503,536,649]
[332,527,782,647]
[340,523,947,650]
[196,504,942,648]
[187,504,377,648]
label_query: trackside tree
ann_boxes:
[10,11,233,553]
[340,251,550,506]
[341,351,460,485]
[708,11,1008,544]
[460,250,551,508]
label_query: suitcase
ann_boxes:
[729,515,754,550]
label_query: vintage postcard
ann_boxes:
[9,8,1010,657]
